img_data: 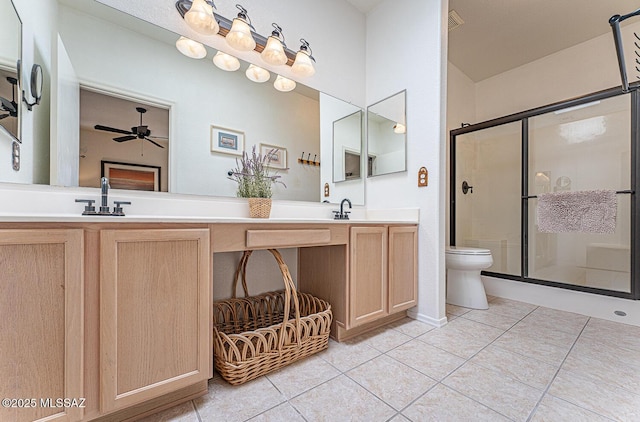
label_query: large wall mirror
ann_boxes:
[367,90,407,177]
[43,0,365,205]
[0,0,21,142]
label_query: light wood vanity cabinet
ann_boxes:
[99,229,210,414]
[349,226,388,326]
[300,224,418,341]
[0,229,84,422]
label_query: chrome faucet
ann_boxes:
[75,176,131,216]
[100,177,110,213]
[333,198,352,220]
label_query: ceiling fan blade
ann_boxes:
[0,97,16,114]
[95,124,133,135]
[144,137,165,148]
[147,135,169,140]
[113,135,137,142]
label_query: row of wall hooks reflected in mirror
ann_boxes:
[175,0,316,92]
[298,152,320,166]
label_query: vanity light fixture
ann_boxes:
[261,24,288,66]
[175,36,207,59]
[213,51,240,71]
[246,64,270,83]
[175,1,314,73]
[291,39,315,77]
[184,0,219,35]
[225,4,256,51]
[273,75,296,92]
[393,123,406,134]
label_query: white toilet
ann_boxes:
[445,247,493,309]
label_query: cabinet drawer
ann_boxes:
[246,229,331,248]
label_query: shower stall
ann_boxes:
[450,86,639,299]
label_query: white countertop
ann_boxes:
[0,183,419,224]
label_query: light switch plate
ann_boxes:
[12,141,20,171]
[418,167,428,187]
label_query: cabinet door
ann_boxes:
[100,229,210,412]
[389,226,418,313]
[0,230,84,422]
[349,226,388,327]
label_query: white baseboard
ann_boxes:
[407,309,448,327]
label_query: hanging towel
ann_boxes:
[536,190,617,234]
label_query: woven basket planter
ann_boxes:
[213,249,332,385]
[248,197,272,218]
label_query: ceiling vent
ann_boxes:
[448,10,464,31]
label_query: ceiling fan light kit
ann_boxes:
[94,107,166,149]
[174,0,316,90]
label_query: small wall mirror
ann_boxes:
[332,110,363,182]
[367,90,407,177]
[0,0,22,142]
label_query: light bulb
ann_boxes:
[291,49,315,77]
[226,17,256,51]
[245,64,270,83]
[261,26,288,66]
[393,123,406,134]
[175,36,207,59]
[184,0,219,35]
[274,75,296,92]
[213,51,240,71]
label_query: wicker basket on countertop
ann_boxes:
[248,197,272,218]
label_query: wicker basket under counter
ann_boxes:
[212,249,332,385]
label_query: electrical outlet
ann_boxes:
[324,183,330,197]
[418,167,428,187]
[12,141,20,171]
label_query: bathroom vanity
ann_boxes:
[0,215,417,422]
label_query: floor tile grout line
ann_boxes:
[387,306,538,422]
[190,399,203,422]
[523,316,593,422]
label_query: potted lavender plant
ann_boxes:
[228,145,286,218]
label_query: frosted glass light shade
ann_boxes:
[393,123,406,134]
[261,36,288,66]
[226,18,256,51]
[291,50,315,77]
[213,51,240,71]
[245,64,270,83]
[274,75,296,92]
[184,0,219,35]
[175,36,207,59]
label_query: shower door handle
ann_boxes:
[462,181,473,194]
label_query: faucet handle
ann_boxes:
[75,199,97,215]
[112,201,131,216]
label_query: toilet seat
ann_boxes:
[446,246,491,256]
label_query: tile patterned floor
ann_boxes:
[139,297,640,422]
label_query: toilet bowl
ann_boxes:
[446,247,493,310]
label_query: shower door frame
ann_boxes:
[450,84,640,300]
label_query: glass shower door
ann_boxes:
[528,95,631,292]
[454,121,522,276]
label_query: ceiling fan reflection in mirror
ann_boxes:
[0,77,18,121]
[94,107,167,148]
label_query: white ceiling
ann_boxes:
[448,0,640,82]
[345,0,384,14]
